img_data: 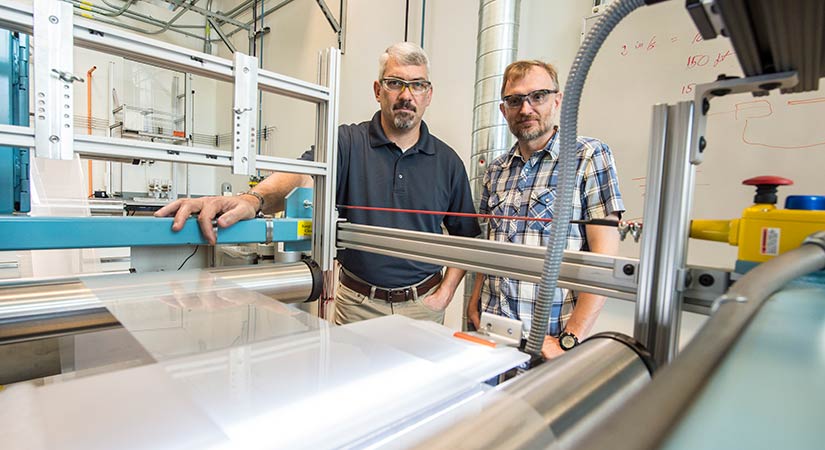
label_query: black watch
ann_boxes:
[559,330,579,351]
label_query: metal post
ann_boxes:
[32,0,75,160]
[634,101,696,366]
[313,48,341,271]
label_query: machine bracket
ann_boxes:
[690,71,798,164]
[33,0,74,160]
[232,52,258,175]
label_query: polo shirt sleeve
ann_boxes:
[580,140,625,221]
[299,125,351,205]
[444,161,482,238]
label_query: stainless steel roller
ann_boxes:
[0,260,323,343]
[408,333,654,449]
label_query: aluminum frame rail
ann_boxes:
[336,222,639,301]
[0,0,341,271]
[337,222,735,314]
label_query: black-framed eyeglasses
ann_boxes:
[501,89,559,109]
[380,77,432,94]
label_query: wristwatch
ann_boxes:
[559,330,579,351]
[239,190,265,214]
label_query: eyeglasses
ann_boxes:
[501,89,559,109]
[380,77,432,95]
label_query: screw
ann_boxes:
[699,274,715,287]
[49,15,58,24]
[699,136,707,152]
[622,264,635,276]
[49,135,60,143]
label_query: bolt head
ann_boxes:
[622,264,635,276]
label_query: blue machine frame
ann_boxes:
[0,29,30,214]
[0,216,311,251]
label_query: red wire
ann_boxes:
[337,204,555,223]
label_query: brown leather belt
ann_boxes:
[340,270,443,303]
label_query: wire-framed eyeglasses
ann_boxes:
[380,77,432,95]
[501,89,559,109]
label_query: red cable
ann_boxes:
[336,205,625,227]
[338,204,552,222]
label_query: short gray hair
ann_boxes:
[378,42,431,80]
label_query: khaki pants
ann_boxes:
[333,279,444,325]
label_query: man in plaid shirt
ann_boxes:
[467,60,624,360]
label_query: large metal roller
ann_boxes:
[0,260,323,343]
[409,333,655,449]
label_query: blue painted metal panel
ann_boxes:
[663,281,825,450]
[0,30,30,214]
[0,217,311,251]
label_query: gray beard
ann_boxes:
[393,112,415,130]
[512,119,554,142]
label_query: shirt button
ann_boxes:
[398,174,403,179]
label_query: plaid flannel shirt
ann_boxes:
[479,131,625,338]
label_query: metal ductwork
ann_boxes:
[470,0,520,199]
[465,0,521,322]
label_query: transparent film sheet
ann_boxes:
[80,268,323,361]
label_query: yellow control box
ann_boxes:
[691,177,825,264]
[692,205,825,263]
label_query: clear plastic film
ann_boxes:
[18,155,101,278]
[3,269,529,449]
[80,269,321,361]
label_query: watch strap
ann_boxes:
[240,190,265,214]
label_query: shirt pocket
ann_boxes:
[528,187,556,233]
[487,193,506,232]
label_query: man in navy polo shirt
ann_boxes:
[157,42,480,325]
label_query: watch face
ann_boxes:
[561,334,576,350]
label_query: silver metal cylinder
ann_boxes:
[0,261,321,343]
[465,0,521,325]
[471,0,520,208]
[409,333,653,449]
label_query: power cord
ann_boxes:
[177,245,200,271]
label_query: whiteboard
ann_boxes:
[578,1,825,267]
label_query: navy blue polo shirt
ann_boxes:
[302,111,481,288]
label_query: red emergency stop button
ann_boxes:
[742,176,793,186]
[742,176,793,205]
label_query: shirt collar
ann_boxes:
[502,128,560,168]
[368,111,434,155]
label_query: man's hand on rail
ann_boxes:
[154,195,258,245]
[541,335,565,360]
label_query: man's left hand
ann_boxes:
[541,336,566,360]
[421,286,452,311]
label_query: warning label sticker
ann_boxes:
[760,227,780,256]
[298,220,312,237]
